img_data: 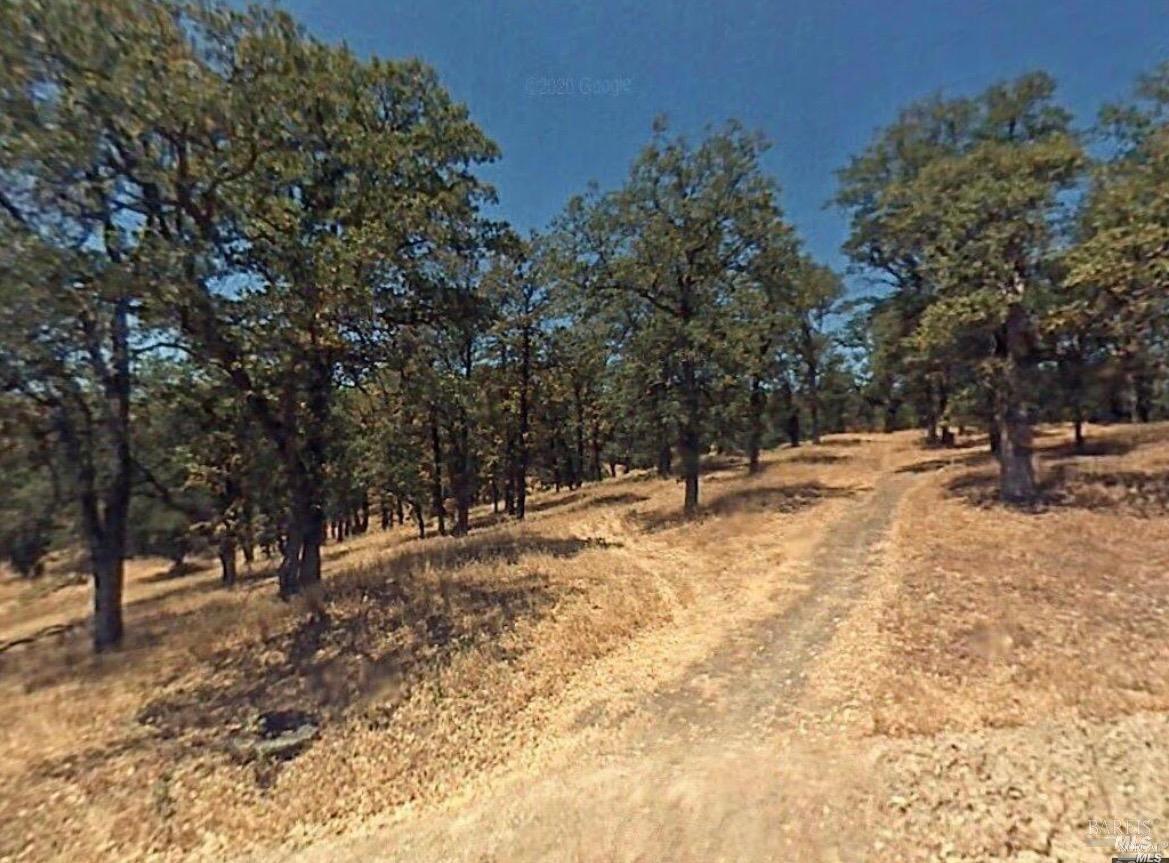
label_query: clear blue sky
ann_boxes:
[277,0,1168,290]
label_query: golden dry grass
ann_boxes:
[285,424,1169,863]
[4,424,1168,863]
[0,438,886,863]
[872,421,1169,737]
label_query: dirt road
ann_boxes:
[262,473,916,863]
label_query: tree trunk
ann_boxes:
[241,502,256,564]
[1134,372,1153,423]
[454,501,470,535]
[880,371,901,432]
[277,487,324,595]
[451,415,472,537]
[573,383,586,489]
[277,510,304,598]
[515,325,532,520]
[299,505,323,589]
[808,374,821,445]
[69,294,134,652]
[657,441,672,477]
[680,358,701,514]
[882,400,899,433]
[997,303,1037,503]
[998,401,1036,502]
[681,429,700,514]
[747,376,765,474]
[412,500,426,539]
[515,465,527,520]
[925,417,939,445]
[92,548,124,652]
[429,408,447,536]
[219,535,238,587]
[937,378,950,446]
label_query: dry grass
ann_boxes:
[874,421,1169,736]
[767,423,1169,862]
[5,423,1167,863]
[0,439,882,863]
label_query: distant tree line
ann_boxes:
[0,0,1166,650]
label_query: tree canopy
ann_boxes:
[2,0,1167,650]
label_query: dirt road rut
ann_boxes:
[272,474,914,863]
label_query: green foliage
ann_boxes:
[1068,62,1169,340]
[2,0,1165,647]
[0,401,61,577]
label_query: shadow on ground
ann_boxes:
[524,491,587,514]
[139,560,205,583]
[387,532,618,572]
[785,451,849,465]
[897,450,994,474]
[948,464,1169,516]
[632,482,858,533]
[817,437,869,447]
[11,530,612,710]
[582,492,650,509]
[130,567,562,746]
[15,530,614,787]
[1042,438,1134,460]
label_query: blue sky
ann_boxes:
[277,0,1168,291]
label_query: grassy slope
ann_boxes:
[0,437,884,861]
[1,423,1167,861]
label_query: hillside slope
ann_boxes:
[2,425,1168,862]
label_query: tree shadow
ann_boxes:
[819,437,867,447]
[26,734,158,784]
[1041,438,1134,461]
[471,510,512,530]
[524,491,587,514]
[785,451,848,465]
[124,562,279,614]
[897,450,993,474]
[24,530,608,782]
[947,465,1169,516]
[9,532,607,689]
[131,568,560,746]
[0,621,81,656]
[321,543,363,564]
[699,453,748,474]
[139,560,207,584]
[581,492,650,509]
[385,531,618,572]
[632,482,857,533]
[0,561,285,660]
